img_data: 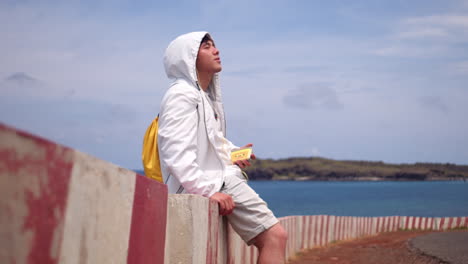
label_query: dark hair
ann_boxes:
[200,34,213,45]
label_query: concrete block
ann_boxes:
[164,194,226,264]
[0,123,168,264]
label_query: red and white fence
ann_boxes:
[0,123,168,264]
[225,215,468,263]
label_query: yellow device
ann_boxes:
[231,148,252,162]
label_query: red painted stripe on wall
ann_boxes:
[301,215,307,249]
[344,217,348,240]
[205,199,220,264]
[367,217,371,235]
[1,124,74,264]
[363,217,366,235]
[448,217,454,229]
[358,217,362,236]
[313,216,318,246]
[226,224,235,264]
[127,175,168,264]
[362,217,366,235]
[439,218,445,230]
[293,216,298,251]
[342,217,346,240]
[333,217,338,242]
[307,216,313,248]
[251,244,256,264]
[316,215,323,246]
[344,217,348,239]
[364,217,367,236]
[324,215,330,244]
[242,237,247,263]
[376,217,380,233]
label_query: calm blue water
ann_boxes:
[248,181,468,217]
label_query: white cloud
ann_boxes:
[398,14,468,42]
[404,14,468,28]
[371,14,468,58]
[370,46,445,57]
[395,28,448,39]
[2,1,468,166]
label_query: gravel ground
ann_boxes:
[288,230,453,264]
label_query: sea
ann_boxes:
[248,181,468,218]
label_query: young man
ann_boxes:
[158,31,287,263]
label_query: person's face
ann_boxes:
[196,40,222,74]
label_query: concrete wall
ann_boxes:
[2,122,467,264]
[0,123,168,264]
[164,194,227,264]
[163,195,468,264]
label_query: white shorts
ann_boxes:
[220,166,279,245]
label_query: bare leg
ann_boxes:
[253,223,288,264]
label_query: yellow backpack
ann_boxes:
[141,116,163,182]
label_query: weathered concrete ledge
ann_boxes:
[164,194,227,263]
[1,123,167,264]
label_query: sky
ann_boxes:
[1,0,468,169]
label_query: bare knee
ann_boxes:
[274,224,288,244]
[254,223,288,249]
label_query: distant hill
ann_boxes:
[133,157,468,181]
[244,157,468,181]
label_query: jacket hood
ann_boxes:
[163,31,222,101]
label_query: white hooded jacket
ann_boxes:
[158,31,240,197]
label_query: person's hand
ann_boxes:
[210,192,235,215]
[233,143,256,169]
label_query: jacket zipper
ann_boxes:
[199,89,226,171]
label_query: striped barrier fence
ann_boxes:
[0,123,168,264]
[2,122,467,264]
[225,215,468,263]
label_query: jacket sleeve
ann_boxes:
[225,138,240,153]
[158,88,218,197]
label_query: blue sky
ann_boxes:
[1,0,468,169]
